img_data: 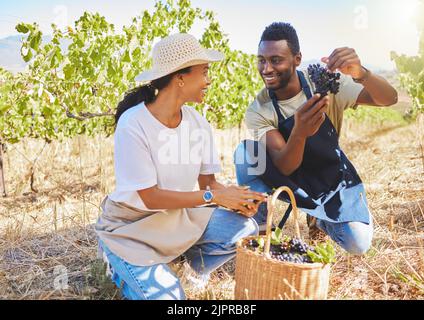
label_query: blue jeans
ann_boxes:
[98,207,259,300]
[233,142,373,255]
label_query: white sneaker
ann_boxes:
[179,262,210,290]
[97,243,113,277]
[186,273,210,290]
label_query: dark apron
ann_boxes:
[245,70,370,228]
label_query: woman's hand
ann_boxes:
[213,185,268,217]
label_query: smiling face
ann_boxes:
[257,40,302,91]
[177,63,211,103]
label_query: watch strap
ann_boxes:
[353,66,371,84]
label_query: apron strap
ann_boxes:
[269,70,313,131]
[268,90,286,130]
[298,70,313,100]
[277,204,292,229]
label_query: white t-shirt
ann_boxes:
[109,102,221,211]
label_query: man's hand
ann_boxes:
[263,93,329,176]
[322,47,398,106]
[292,94,330,139]
[321,47,366,79]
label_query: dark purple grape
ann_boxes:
[289,237,313,254]
[280,242,290,253]
[247,239,259,248]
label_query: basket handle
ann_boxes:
[264,186,300,257]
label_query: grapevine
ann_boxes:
[0,0,263,146]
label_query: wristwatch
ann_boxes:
[203,186,214,204]
[353,66,371,84]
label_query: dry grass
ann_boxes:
[0,112,423,300]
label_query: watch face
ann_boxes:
[203,191,213,202]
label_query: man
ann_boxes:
[234,22,398,255]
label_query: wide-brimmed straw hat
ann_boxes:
[135,33,224,83]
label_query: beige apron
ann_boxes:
[95,196,215,267]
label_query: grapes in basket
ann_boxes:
[245,227,336,265]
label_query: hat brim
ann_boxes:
[135,49,224,83]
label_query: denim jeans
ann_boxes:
[233,142,373,255]
[98,207,259,300]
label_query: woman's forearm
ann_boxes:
[138,173,227,210]
[137,182,267,215]
[137,187,206,210]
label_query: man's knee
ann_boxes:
[234,140,269,186]
[244,217,260,237]
[340,222,373,255]
[234,142,249,185]
[233,140,264,168]
[344,239,371,255]
[233,141,245,163]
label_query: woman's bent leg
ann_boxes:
[99,240,186,300]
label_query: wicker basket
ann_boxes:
[234,186,331,300]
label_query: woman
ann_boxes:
[95,33,267,300]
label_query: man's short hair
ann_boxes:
[260,22,300,55]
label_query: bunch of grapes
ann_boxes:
[289,237,313,254]
[246,236,315,264]
[270,252,312,264]
[307,63,341,97]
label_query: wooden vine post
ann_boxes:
[0,143,6,197]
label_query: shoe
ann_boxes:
[186,273,210,290]
[178,262,210,291]
[306,215,329,244]
[97,243,113,277]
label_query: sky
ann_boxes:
[0,0,421,70]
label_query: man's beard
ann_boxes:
[262,67,295,91]
[276,69,293,90]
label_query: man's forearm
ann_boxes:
[271,133,307,176]
[359,69,398,106]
